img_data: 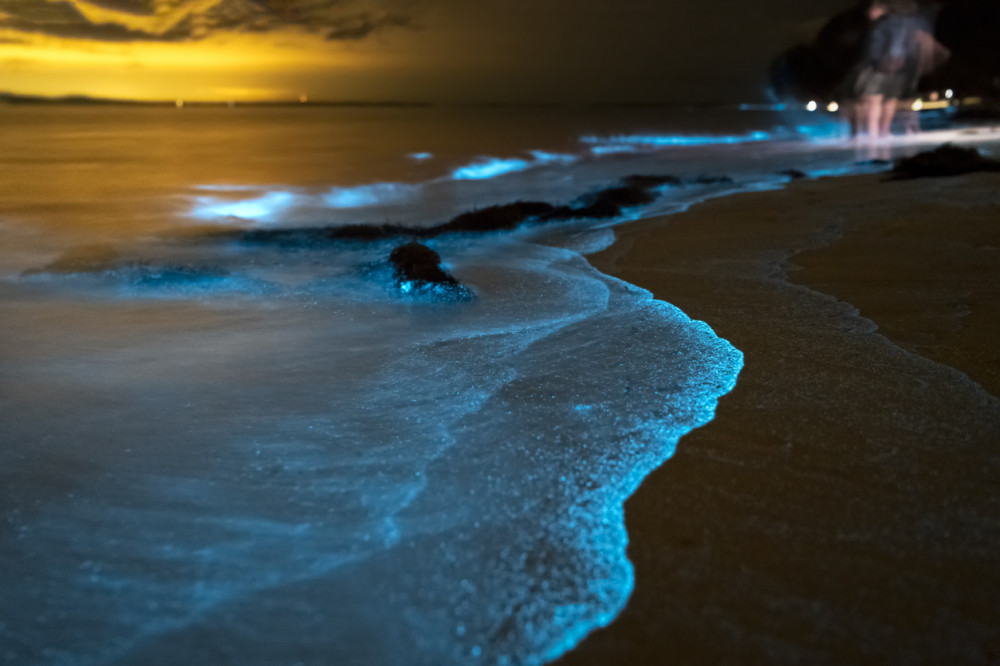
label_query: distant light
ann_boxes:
[806,101,818,112]
[299,94,309,103]
[175,99,184,108]
[827,101,839,113]
[408,152,433,161]
[912,99,924,111]
[945,89,954,99]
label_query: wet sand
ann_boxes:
[560,170,1000,664]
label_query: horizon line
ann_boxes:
[0,91,767,110]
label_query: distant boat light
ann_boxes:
[827,101,839,113]
[945,89,954,99]
[912,99,924,111]
[806,101,818,112]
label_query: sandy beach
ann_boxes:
[559,167,1000,664]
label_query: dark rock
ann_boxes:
[588,185,657,207]
[890,144,1000,180]
[541,198,622,222]
[621,174,683,189]
[434,201,554,234]
[692,175,735,185]
[564,198,624,219]
[389,242,460,287]
[539,184,656,222]
[230,174,676,247]
[538,205,578,221]
[778,169,808,180]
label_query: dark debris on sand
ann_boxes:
[233,172,687,246]
[209,172,715,300]
[692,175,736,185]
[621,174,683,189]
[890,144,1000,180]
[433,201,555,234]
[778,169,808,180]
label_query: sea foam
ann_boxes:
[1,229,741,665]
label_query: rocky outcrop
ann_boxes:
[890,144,1000,179]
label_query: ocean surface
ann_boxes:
[0,104,950,665]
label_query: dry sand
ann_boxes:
[559,170,1000,664]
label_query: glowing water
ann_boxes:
[1,230,741,665]
[0,104,970,665]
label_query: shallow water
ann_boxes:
[0,104,963,664]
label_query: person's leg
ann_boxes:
[865,94,883,140]
[850,102,862,139]
[880,98,898,137]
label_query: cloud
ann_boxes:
[0,0,419,43]
[324,10,411,40]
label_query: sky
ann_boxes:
[0,0,853,104]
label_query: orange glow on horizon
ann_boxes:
[0,28,379,102]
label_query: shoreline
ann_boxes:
[559,169,1000,663]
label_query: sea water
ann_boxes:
[0,104,894,665]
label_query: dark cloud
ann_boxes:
[324,10,411,40]
[0,1,169,41]
[0,0,419,43]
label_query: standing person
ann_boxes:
[899,12,951,134]
[855,0,921,140]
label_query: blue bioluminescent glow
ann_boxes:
[528,150,579,165]
[191,190,298,222]
[581,132,771,155]
[323,182,415,209]
[449,150,581,180]
[452,157,532,180]
[739,103,787,111]
[409,152,434,161]
[794,122,850,143]
[810,165,873,178]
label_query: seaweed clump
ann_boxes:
[542,183,661,222]
[692,174,735,185]
[389,242,469,299]
[233,171,687,247]
[433,201,554,233]
[621,174,683,189]
[890,144,1000,180]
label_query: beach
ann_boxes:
[3,104,999,664]
[560,168,1000,664]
